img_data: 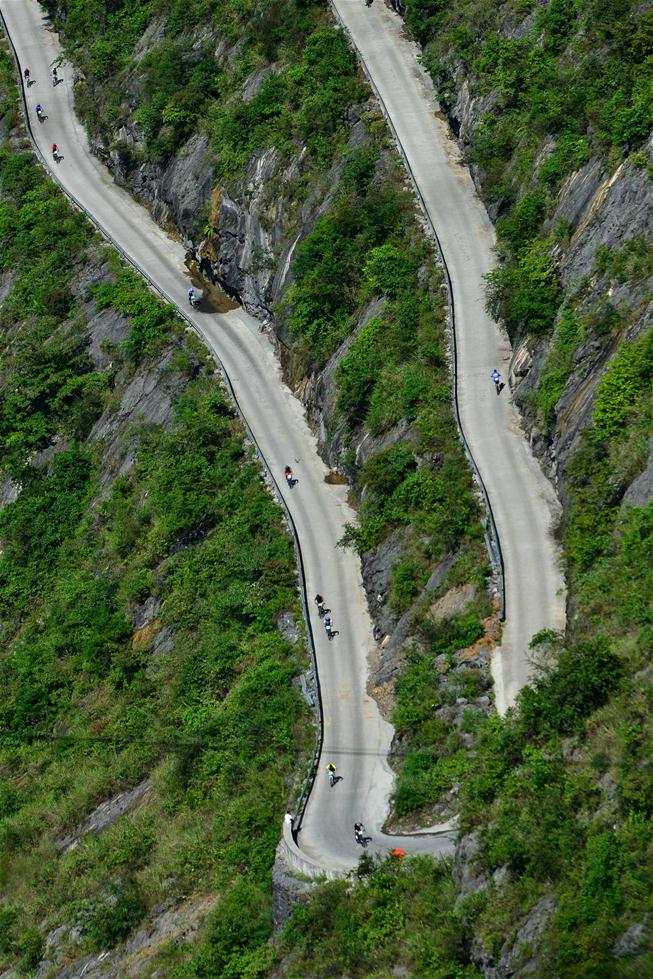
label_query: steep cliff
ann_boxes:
[46,0,497,812]
[6,1,653,976]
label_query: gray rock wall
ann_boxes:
[515,139,653,491]
[272,848,317,929]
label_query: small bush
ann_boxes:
[183,880,272,977]
[592,329,653,440]
[81,882,146,949]
[364,242,417,298]
[518,640,624,736]
[486,239,561,339]
[17,927,43,972]
[93,266,177,360]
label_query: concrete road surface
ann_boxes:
[1,0,458,875]
[332,0,566,712]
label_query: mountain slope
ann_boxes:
[2,0,653,975]
[0,45,309,976]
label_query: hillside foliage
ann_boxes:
[4,0,653,976]
[0,54,307,976]
[409,0,653,341]
[266,1,653,974]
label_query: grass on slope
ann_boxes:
[0,57,308,977]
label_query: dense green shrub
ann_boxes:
[278,855,482,977]
[486,238,561,339]
[0,447,93,615]
[0,149,106,473]
[285,159,402,361]
[517,640,624,736]
[175,880,273,977]
[364,242,418,297]
[79,882,146,949]
[591,329,653,440]
[562,320,653,577]
[57,0,362,171]
[0,371,306,968]
[17,928,44,973]
[535,308,583,426]
[337,316,386,421]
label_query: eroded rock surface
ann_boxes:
[272,848,316,929]
[482,895,558,979]
[40,894,217,979]
[55,780,152,853]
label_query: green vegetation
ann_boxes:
[564,322,653,577]
[7,0,653,975]
[0,51,307,976]
[53,0,363,179]
[533,307,583,427]
[0,147,179,475]
[409,0,653,341]
[273,3,653,972]
[285,139,481,592]
[531,236,653,433]
[275,497,653,977]
[206,28,363,178]
[92,262,178,360]
[0,372,307,976]
[0,148,98,475]
[278,855,481,978]
[391,570,490,818]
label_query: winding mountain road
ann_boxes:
[1,0,564,876]
[332,0,566,713]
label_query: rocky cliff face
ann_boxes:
[78,33,420,500]
[75,52,485,697]
[82,25,343,324]
[74,258,202,483]
[499,142,653,519]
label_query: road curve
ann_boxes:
[1,0,455,875]
[331,0,566,713]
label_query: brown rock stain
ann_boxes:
[131,617,162,650]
